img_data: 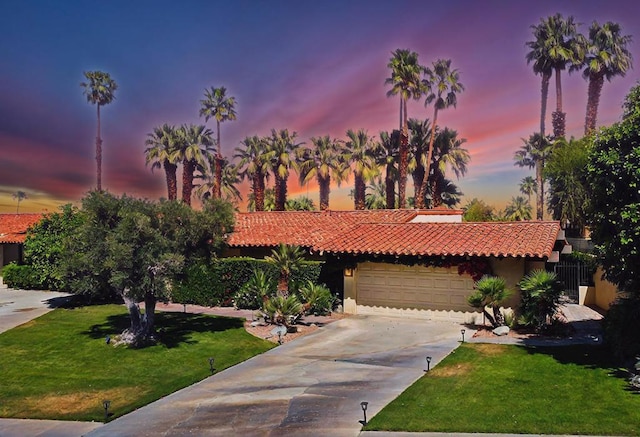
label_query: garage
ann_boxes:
[355,262,477,321]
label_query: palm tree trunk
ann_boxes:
[535,157,544,220]
[163,160,178,201]
[540,71,551,137]
[431,170,443,208]
[96,104,102,191]
[253,172,265,211]
[215,120,222,199]
[398,98,408,209]
[385,166,395,209]
[584,73,604,135]
[274,173,288,211]
[354,173,366,210]
[318,174,330,211]
[552,67,566,138]
[419,108,439,208]
[412,145,425,203]
[182,158,194,206]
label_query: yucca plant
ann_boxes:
[467,275,512,327]
[233,269,276,310]
[298,281,334,315]
[518,269,564,331]
[263,295,303,327]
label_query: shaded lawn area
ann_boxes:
[366,343,640,436]
[0,305,274,422]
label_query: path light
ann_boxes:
[208,357,215,374]
[461,329,466,342]
[102,400,111,422]
[183,303,187,313]
[425,356,432,372]
[360,401,368,425]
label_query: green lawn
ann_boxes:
[366,343,640,436]
[0,305,274,422]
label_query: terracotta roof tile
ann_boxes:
[228,211,560,259]
[0,214,43,244]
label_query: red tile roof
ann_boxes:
[0,214,43,244]
[228,211,560,259]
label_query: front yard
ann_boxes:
[366,343,640,436]
[0,305,274,422]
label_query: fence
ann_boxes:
[553,261,593,303]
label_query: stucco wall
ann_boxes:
[490,257,525,309]
[593,267,620,311]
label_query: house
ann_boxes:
[227,209,566,323]
[0,214,43,270]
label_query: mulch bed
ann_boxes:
[245,313,348,344]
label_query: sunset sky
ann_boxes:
[1,0,639,214]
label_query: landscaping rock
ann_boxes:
[493,326,510,336]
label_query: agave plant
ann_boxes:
[263,295,303,327]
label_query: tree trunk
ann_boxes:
[354,173,366,210]
[385,166,395,209]
[483,306,497,328]
[540,71,551,137]
[215,120,223,199]
[584,73,604,135]
[253,172,265,211]
[119,293,157,346]
[419,108,439,208]
[163,160,178,201]
[398,98,408,209]
[431,170,443,208]
[143,292,156,335]
[552,67,565,138]
[182,159,194,206]
[96,104,102,191]
[278,274,289,299]
[318,174,330,211]
[273,174,288,211]
[412,144,425,205]
[492,305,505,327]
[535,157,544,220]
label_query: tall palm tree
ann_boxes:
[297,135,347,211]
[266,129,301,211]
[12,191,27,214]
[247,188,276,212]
[176,124,214,207]
[580,21,633,135]
[504,196,533,221]
[235,135,270,211]
[195,156,242,204]
[81,70,118,191]
[420,59,464,208]
[344,129,379,210]
[514,133,553,220]
[519,176,537,203]
[386,49,426,208]
[365,178,388,210]
[429,128,470,208]
[537,14,582,138]
[144,124,180,200]
[408,118,431,205]
[374,130,400,209]
[199,86,237,199]
[526,19,554,139]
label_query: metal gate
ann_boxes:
[553,261,592,303]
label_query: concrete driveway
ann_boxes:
[0,288,72,334]
[87,315,466,437]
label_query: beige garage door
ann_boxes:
[356,262,475,313]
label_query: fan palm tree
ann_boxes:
[580,21,633,135]
[536,14,582,138]
[199,87,237,199]
[519,176,537,203]
[386,49,426,208]
[297,135,347,211]
[344,129,379,210]
[374,130,400,209]
[247,188,276,212]
[235,135,270,211]
[526,19,554,138]
[408,118,431,205]
[286,196,316,211]
[176,124,214,206]
[504,196,533,221]
[420,59,464,208]
[265,244,305,298]
[81,70,118,191]
[429,128,469,208]
[365,178,388,210]
[12,191,27,214]
[195,156,242,204]
[144,124,180,200]
[514,133,553,220]
[265,129,301,211]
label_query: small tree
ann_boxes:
[265,244,305,298]
[518,270,564,331]
[467,275,512,327]
[233,269,276,310]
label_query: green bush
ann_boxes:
[171,262,222,306]
[263,295,303,326]
[298,281,335,315]
[233,270,276,310]
[603,297,640,363]
[2,263,44,290]
[518,270,564,331]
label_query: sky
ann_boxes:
[1,0,640,214]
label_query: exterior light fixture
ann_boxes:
[344,267,354,277]
[183,303,187,313]
[461,329,466,342]
[425,356,432,372]
[103,400,111,422]
[208,357,215,374]
[360,401,368,425]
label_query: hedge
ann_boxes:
[171,257,324,307]
[1,263,45,290]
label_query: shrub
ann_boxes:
[298,281,334,315]
[263,295,303,326]
[467,275,512,327]
[171,262,222,307]
[518,270,564,331]
[2,263,43,290]
[233,270,276,310]
[603,297,640,363]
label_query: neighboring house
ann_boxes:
[0,214,43,271]
[227,209,567,322]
